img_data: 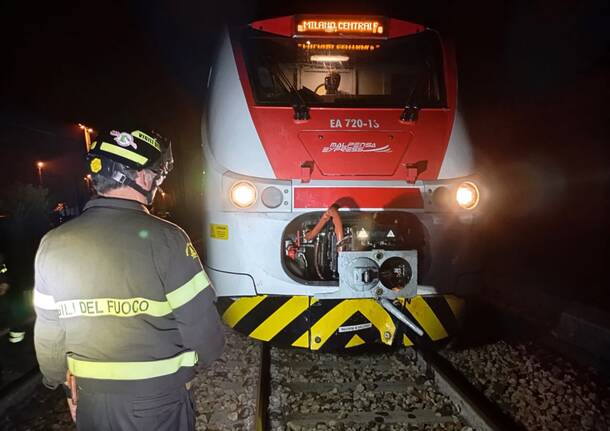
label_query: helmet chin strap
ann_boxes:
[127,178,157,205]
[111,169,159,205]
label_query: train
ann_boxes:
[201,14,483,351]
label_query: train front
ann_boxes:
[202,15,483,351]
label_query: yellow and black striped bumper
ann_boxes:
[217,295,464,351]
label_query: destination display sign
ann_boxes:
[297,42,380,51]
[295,16,386,37]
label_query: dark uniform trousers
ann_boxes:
[76,386,196,431]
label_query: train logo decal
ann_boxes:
[321,142,392,153]
[110,130,137,149]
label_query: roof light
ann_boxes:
[311,54,349,63]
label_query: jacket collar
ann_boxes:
[84,197,149,214]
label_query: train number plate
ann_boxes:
[338,323,372,333]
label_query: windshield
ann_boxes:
[242,29,447,108]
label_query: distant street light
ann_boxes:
[37,161,44,187]
[78,123,94,151]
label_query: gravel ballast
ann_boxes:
[444,341,610,431]
[269,347,470,431]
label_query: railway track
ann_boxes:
[258,345,522,431]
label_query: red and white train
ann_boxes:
[202,14,482,351]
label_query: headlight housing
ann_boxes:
[455,181,480,210]
[229,181,257,209]
[261,186,283,209]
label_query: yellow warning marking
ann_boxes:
[402,334,413,346]
[249,297,310,341]
[306,299,396,350]
[445,295,465,321]
[405,296,448,341]
[222,295,267,328]
[292,331,309,348]
[290,297,318,348]
[345,334,365,348]
[210,224,229,240]
[308,300,351,350]
[355,300,395,346]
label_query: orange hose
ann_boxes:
[304,205,344,242]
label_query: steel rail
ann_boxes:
[414,348,527,431]
[255,343,270,431]
[257,343,526,430]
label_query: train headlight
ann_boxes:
[455,181,480,210]
[230,181,257,208]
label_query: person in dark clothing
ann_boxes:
[33,128,225,430]
[0,254,29,386]
[0,255,10,320]
[0,255,8,385]
[0,256,26,343]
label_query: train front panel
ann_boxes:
[202,15,481,350]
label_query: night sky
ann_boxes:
[1,1,609,305]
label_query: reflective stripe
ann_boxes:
[33,289,58,310]
[132,130,161,151]
[100,142,148,165]
[0,264,7,274]
[8,333,25,343]
[166,271,210,309]
[56,297,172,318]
[67,351,198,380]
[36,271,208,319]
[51,271,208,319]
[8,331,25,343]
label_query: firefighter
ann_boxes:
[33,127,225,430]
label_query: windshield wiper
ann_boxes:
[400,77,421,122]
[401,62,431,122]
[265,60,310,120]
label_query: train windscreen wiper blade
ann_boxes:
[401,62,431,122]
[400,76,421,122]
[266,60,310,120]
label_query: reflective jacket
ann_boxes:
[33,197,224,393]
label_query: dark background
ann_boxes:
[0,1,608,307]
